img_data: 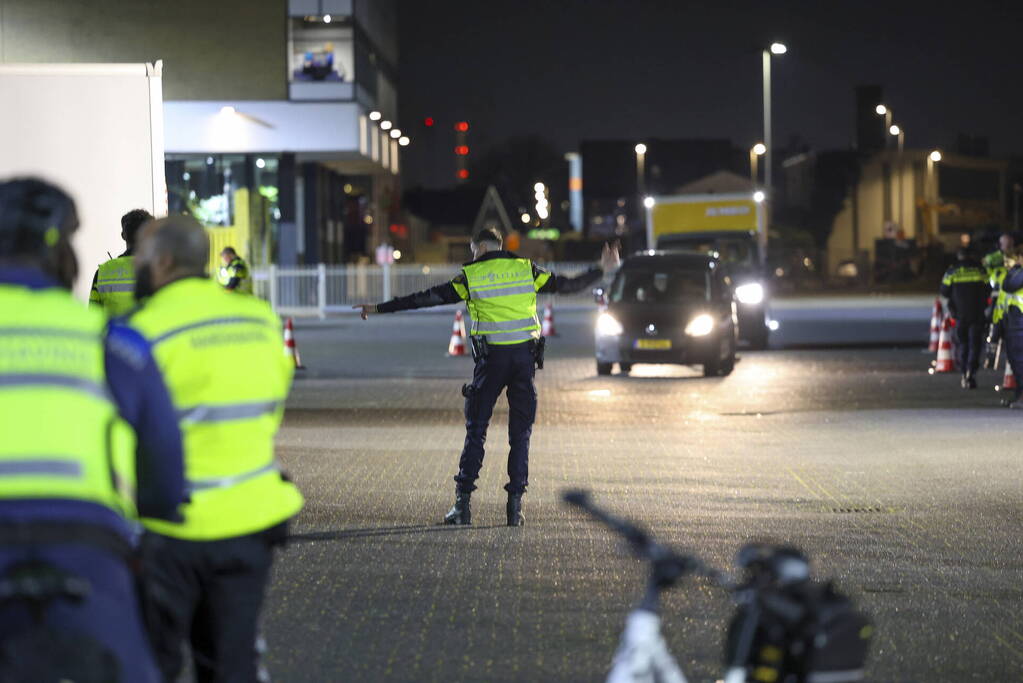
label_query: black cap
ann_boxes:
[0,178,78,259]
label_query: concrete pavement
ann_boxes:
[264,303,1022,682]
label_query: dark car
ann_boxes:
[594,251,738,376]
[657,232,770,349]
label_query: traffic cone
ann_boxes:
[541,303,556,337]
[284,317,305,370]
[928,298,943,353]
[448,310,467,356]
[929,317,954,374]
[997,362,1017,392]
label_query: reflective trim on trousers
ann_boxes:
[151,316,273,345]
[96,282,134,293]
[177,400,282,424]
[472,316,539,332]
[0,459,84,478]
[468,283,536,299]
[187,461,280,493]
[0,373,111,401]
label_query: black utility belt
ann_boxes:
[470,335,545,369]
[0,521,132,561]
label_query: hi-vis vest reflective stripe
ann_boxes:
[90,256,137,316]
[130,277,302,540]
[942,266,988,286]
[993,269,1009,324]
[0,285,137,517]
[453,258,548,345]
[218,258,253,295]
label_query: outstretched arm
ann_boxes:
[354,275,467,320]
[536,242,620,295]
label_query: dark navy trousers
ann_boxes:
[955,319,986,374]
[1005,319,1023,400]
[0,543,160,682]
[455,342,537,495]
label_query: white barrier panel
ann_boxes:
[252,262,597,317]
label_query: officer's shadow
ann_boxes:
[288,523,506,543]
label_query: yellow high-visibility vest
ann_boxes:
[453,257,548,345]
[130,277,302,540]
[89,255,137,316]
[0,284,137,516]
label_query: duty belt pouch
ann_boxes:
[531,336,547,370]
[470,335,489,362]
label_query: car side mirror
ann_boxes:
[592,286,607,305]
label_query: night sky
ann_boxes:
[398,0,1023,188]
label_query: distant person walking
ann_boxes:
[941,248,990,388]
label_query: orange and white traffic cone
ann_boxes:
[541,303,556,337]
[929,317,954,374]
[284,317,305,370]
[997,362,1017,392]
[928,298,943,353]
[448,310,467,356]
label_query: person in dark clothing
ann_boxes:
[354,229,619,525]
[998,250,1023,407]
[940,249,991,388]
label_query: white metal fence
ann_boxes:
[252,262,598,317]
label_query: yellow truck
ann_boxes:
[645,192,770,348]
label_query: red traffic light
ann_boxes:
[457,169,470,179]
[424,117,434,127]
[455,121,469,132]
[455,145,469,155]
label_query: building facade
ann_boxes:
[0,0,401,266]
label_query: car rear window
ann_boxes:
[610,268,710,303]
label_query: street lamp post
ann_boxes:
[750,143,766,187]
[890,124,905,232]
[762,43,785,242]
[875,104,892,146]
[927,150,942,243]
[634,143,647,197]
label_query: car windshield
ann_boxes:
[610,268,710,303]
[660,237,756,267]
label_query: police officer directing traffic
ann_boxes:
[940,248,991,389]
[130,215,304,681]
[218,245,253,294]
[0,179,184,681]
[354,228,619,526]
[88,208,153,316]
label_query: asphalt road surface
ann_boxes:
[264,297,1022,682]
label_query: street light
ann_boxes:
[634,144,647,213]
[762,42,786,258]
[369,111,382,121]
[753,190,766,203]
[390,129,401,139]
[643,196,655,209]
[398,136,410,146]
[889,124,906,231]
[380,120,393,131]
[926,150,942,242]
[750,143,766,186]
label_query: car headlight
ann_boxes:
[735,282,764,305]
[596,312,624,337]
[684,313,714,337]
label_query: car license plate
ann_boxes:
[635,339,671,350]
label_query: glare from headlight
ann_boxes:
[596,312,624,336]
[735,282,764,305]
[684,313,714,337]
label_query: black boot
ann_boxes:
[966,372,977,389]
[506,493,523,527]
[443,490,471,525]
